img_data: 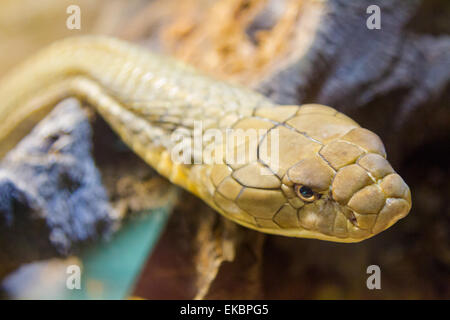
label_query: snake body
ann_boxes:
[0,36,411,242]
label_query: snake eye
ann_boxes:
[294,184,316,202]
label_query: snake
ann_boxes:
[0,36,411,243]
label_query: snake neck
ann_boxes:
[0,35,274,160]
[0,36,278,204]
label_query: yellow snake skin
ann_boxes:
[0,36,411,242]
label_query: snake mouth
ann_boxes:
[327,148,412,239]
[371,192,412,234]
[340,181,412,238]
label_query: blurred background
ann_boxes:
[0,0,448,299]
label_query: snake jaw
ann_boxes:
[329,155,412,238]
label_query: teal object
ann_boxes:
[66,208,170,300]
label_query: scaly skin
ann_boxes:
[0,36,411,242]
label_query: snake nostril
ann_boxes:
[340,206,357,226]
[349,212,357,226]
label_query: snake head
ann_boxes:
[207,105,411,242]
[281,126,412,242]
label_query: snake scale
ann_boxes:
[0,36,411,242]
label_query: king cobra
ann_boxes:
[0,36,411,243]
